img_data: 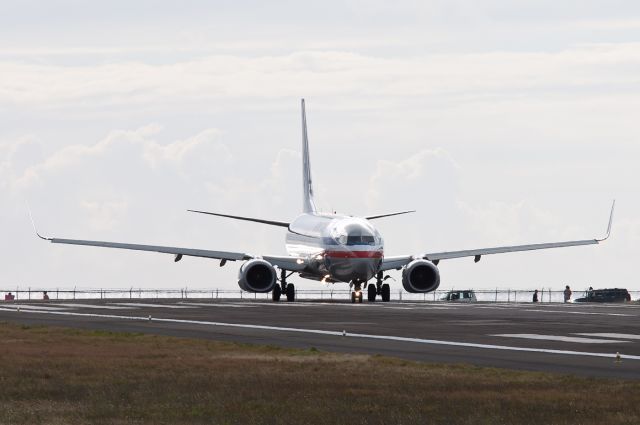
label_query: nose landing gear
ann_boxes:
[350,282,364,303]
[350,290,363,303]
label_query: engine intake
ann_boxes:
[237,259,277,293]
[402,259,440,293]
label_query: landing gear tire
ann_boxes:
[286,284,296,302]
[272,285,281,302]
[381,283,391,302]
[351,291,356,303]
[367,284,377,302]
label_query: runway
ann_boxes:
[1,299,639,379]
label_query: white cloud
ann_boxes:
[80,199,128,232]
[142,128,229,170]
[2,2,640,291]
[367,148,460,210]
[2,43,640,110]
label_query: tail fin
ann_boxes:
[301,99,317,214]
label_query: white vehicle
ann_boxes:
[32,100,615,303]
[442,290,477,303]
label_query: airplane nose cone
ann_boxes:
[324,251,382,283]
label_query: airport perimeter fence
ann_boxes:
[2,287,639,303]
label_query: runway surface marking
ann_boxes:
[575,333,640,340]
[54,303,134,310]
[491,334,629,344]
[179,302,257,308]
[383,306,453,310]
[521,309,634,317]
[110,303,196,309]
[474,305,635,317]
[2,307,639,361]
[1,304,70,311]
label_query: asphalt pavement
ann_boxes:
[1,299,639,379]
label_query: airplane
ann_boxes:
[31,99,615,303]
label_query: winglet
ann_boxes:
[26,204,50,241]
[597,200,615,242]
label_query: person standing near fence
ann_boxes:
[564,285,572,303]
[532,289,539,303]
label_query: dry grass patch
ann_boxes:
[0,322,639,424]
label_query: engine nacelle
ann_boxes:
[237,259,277,293]
[402,259,440,293]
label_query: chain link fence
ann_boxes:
[1,287,638,303]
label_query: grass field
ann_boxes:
[1,322,639,424]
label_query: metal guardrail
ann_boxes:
[1,287,638,303]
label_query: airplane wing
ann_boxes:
[36,234,310,271]
[40,235,251,262]
[379,200,615,271]
[29,213,307,270]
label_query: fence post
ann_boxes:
[73,287,76,300]
[399,290,402,301]
[28,287,31,300]
[495,288,498,303]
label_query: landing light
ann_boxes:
[296,258,304,264]
[315,254,323,260]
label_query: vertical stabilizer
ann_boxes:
[301,99,317,214]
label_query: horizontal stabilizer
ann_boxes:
[187,209,290,228]
[365,210,416,220]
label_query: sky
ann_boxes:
[1,0,639,292]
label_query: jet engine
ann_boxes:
[237,259,277,293]
[401,259,440,293]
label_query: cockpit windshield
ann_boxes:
[346,235,376,246]
[331,219,381,246]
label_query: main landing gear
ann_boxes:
[352,272,391,303]
[368,272,391,302]
[272,269,295,302]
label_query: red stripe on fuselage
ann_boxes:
[324,250,383,259]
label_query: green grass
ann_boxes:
[1,322,639,424]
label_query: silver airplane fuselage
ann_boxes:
[285,213,384,283]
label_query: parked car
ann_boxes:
[574,288,631,303]
[441,290,477,303]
